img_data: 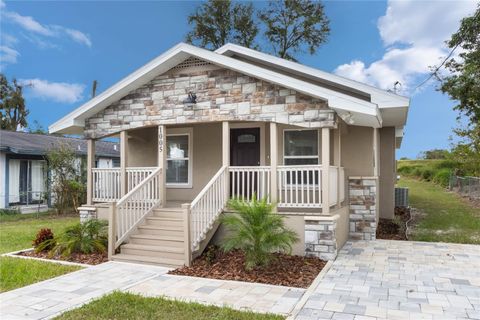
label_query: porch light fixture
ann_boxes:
[184,91,197,104]
[340,112,355,125]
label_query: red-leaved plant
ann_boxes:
[33,228,55,251]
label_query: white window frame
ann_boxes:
[166,128,193,188]
[282,129,320,165]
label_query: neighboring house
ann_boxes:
[49,43,409,266]
[0,130,120,213]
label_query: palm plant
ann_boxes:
[37,219,108,258]
[221,196,298,270]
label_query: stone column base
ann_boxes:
[348,177,377,240]
[79,206,97,223]
[305,215,339,261]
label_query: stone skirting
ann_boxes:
[348,177,377,240]
[79,206,97,223]
[85,65,336,138]
[305,215,338,260]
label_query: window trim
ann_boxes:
[282,129,320,165]
[166,128,193,189]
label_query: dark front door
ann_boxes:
[230,128,260,166]
[230,128,260,199]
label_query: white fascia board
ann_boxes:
[50,43,382,133]
[216,43,409,108]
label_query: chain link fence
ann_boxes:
[449,175,480,199]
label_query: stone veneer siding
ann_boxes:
[348,177,377,240]
[85,67,336,138]
[79,207,97,223]
[305,217,338,260]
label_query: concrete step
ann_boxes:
[145,217,184,227]
[129,234,184,247]
[137,225,184,237]
[112,253,184,268]
[120,243,185,260]
[152,208,183,219]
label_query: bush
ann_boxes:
[221,196,298,270]
[421,168,434,181]
[33,228,55,251]
[37,219,108,258]
[433,168,452,187]
[0,209,20,216]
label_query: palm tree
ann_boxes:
[221,196,298,270]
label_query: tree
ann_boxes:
[28,120,48,134]
[186,0,258,49]
[221,196,298,270]
[0,74,28,131]
[259,0,330,61]
[437,6,480,175]
[47,144,85,214]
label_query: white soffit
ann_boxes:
[50,43,385,134]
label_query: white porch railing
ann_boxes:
[190,165,228,251]
[127,167,156,190]
[229,166,271,201]
[92,167,156,202]
[114,167,162,248]
[277,165,322,208]
[92,168,121,202]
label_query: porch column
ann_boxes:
[158,125,167,207]
[86,139,95,205]
[120,131,128,197]
[222,121,230,199]
[373,128,380,176]
[270,122,278,204]
[322,128,330,214]
[336,126,342,208]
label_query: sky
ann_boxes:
[0,0,477,159]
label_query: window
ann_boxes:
[166,134,191,187]
[8,159,47,205]
[284,130,319,165]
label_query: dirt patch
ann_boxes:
[18,250,108,265]
[376,207,411,241]
[169,247,326,288]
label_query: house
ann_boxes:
[0,130,120,213]
[49,43,409,266]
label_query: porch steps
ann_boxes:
[112,207,188,268]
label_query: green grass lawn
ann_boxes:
[0,211,82,292]
[0,256,81,292]
[56,292,284,320]
[0,212,79,254]
[398,177,480,244]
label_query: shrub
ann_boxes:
[38,219,108,258]
[421,168,434,181]
[221,196,298,270]
[0,209,20,216]
[433,168,452,187]
[33,228,55,251]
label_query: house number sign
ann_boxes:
[158,126,164,153]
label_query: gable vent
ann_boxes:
[172,57,212,69]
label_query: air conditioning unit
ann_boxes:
[395,187,409,207]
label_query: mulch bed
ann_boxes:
[376,207,411,241]
[18,250,108,265]
[169,247,326,288]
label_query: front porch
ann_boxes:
[88,121,345,213]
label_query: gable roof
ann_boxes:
[0,130,119,158]
[49,42,410,137]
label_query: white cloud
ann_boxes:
[0,46,20,67]
[2,3,92,47]
[334,0,477,94]
[20,79,85,103]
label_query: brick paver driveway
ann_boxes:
[296,240,480,320]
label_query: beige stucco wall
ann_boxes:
[341,126,374,177]
[127,126,158,167]
[166,123,222,201]
[212,212,306,256]
[332,206,349,250]
[379,127,396,219]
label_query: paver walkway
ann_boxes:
[295,240,480,320]
[0,260,304,319]
[0,261,169,319]
[128,273,305,315]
